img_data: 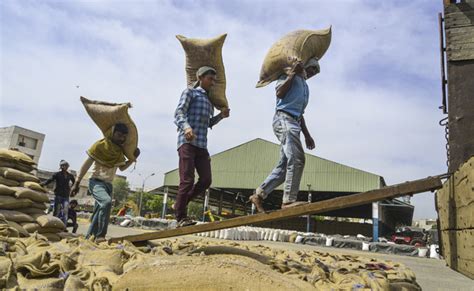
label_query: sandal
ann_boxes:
[177,217,197,228]
[248,194,266,213]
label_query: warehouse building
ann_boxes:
[152,138,414,238]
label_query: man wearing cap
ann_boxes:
[249,58,320,213]
[174,66,230,227]
[70,123,140,242]
[41,160,76,225]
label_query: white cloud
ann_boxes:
[1,0,446,219]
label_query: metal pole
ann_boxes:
[161,187,168,219]
[372,202,379,242]
[138,173,155,217]
[202,189,209,222]
[138,180,144,217]
[306,184,312,233]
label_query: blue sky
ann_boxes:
[1,0,446,219]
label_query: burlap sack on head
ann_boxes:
[256,27,332,88]
[0,196,33,209]
[80,96,139,162]
[0,159,35,173]
[0,184,15,196]
[0,167,40,183]
[0,176,20,187]
[0,149,36,166]
[13,187,50,203]
[36,215,65,230]
[21,181,47,193]
[176,34,228,110]
[0,210,34,223]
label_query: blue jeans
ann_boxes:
[258,111,305,204]
[86,179,113,239]
[54,196,69,225]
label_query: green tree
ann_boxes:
[129,191,173,216]
[187,201,204,220]
[112,178,130,204]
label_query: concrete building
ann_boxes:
[0,125,45,164]
[413,219,437,231]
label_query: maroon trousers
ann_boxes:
[175,143,212,221]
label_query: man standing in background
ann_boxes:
[41,160,75,225]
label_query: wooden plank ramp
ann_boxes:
[109,175,443,244]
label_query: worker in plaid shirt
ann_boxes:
[174,66,230,227]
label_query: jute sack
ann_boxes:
[38,227,62,234]
[0,159,34,173]
[0,149,36,166]
[256,27,332,88]
[21,181,47,193]
[21,222,41,233]
[30,213,45,220]
[38,233,62,242]
[0,176,20,187]
[0,210,34,223]
[31,201,48,210]
[0,184,15,196]
[0,196,33,209]
[176,34,228,110]
[80,96,139,162]
[7,221,30,237]
[14,187,50,203]
[16,207,47,215]
[36,215,65,230]
[79,249,125,274]
[0,167,40,183]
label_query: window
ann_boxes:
[17,135,38,150]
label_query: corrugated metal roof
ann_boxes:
[164,138,384,192]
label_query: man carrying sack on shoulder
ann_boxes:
[249,58,320,213]
[174,66,230,227]
[70,123,140,242]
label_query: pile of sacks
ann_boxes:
[196,226,299,242]
[0,235,422,290]
[0,149,66,241]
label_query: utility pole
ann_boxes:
[306,184,312,233]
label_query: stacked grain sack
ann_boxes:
[0,149,65,241]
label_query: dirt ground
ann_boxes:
[76,222,474,290]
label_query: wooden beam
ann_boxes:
[109,176,443,244]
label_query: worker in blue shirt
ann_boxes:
[250,58,320,213]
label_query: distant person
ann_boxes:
[65,199,79,233]
[41,160,75,225]
[249,58,319,213]
[71,123,140,242]
[174,66,230,227]
[117,204,130,216]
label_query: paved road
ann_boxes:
[77,223,473,290]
